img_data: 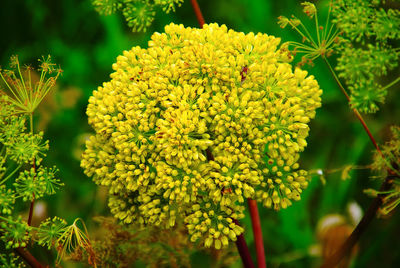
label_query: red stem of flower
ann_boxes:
[233,220,256,268]
[323,57,383,156]
[248,199,266,268]
[190,0,205,28]
[352,108,383,156]
[15,247,44,268]
[27,193,35,226]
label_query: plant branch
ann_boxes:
[320,174,395,268]
[27,112,36,226]
[14,247,44,268]
[321,57,394,267]
[233,219,256,268]
[323,57,383,156]
[27,193,35,226]
[0,164,22,185]
[190,0,205,28]
[382,76,400,91]
[248,199,266,268]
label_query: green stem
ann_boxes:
[322,0,332,41]
[27,111,36,227]
[323,57,351,101]
[17,61,28,102]
[0,72,23,104]
[0,164,22,185]
[315,9,321,46]
[324,57,383,156]
[29,113,33,134]
[382,76,400,91]
[0,145,5,156]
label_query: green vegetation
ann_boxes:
[1,0,399,267]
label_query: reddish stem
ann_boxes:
[27,193,35,226]
[15,247,44,268]
[352,108,383,156]
[190,0,205,28]
[233,220,256,268]
[248,199,266,268]
[323,57,383,156]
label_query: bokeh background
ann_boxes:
[1,0,399,267]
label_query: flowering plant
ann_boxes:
[81,23,322,249]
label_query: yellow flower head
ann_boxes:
[81,23,322,248]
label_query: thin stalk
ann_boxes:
[27,193,35,226]
[320,174,395,268]
[17,62,28,100]
[381,76,400,91]
[298,22,318,48]
[190,0,205,28]
[29,113,34,134]
[0,164,22,185]
[0,72,23,104]
[323,57,382,155]
[248,199,266,268]
[314,9,321,46]
[27,112,35,226]
[289,22,315,47]
[322,1,332,41]
[323,57,350,101]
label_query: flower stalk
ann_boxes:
[235,232,256,268]
[14,247,44,268]
[323,57,383,156]
[190,0,205,28]
[248,199,266,268]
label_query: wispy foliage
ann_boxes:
[92,0,184,32]
[278,0,400,113]
[0,56,93,267]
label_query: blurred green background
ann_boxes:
[1,0,399,267]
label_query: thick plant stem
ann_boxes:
[233,220,256,268]
[320,174,395,268]
[15,247,44,268]
[248,199,266,268]
[190,0,205,28]
[236,234,256,268]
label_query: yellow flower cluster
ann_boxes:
[81,23,322,249]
